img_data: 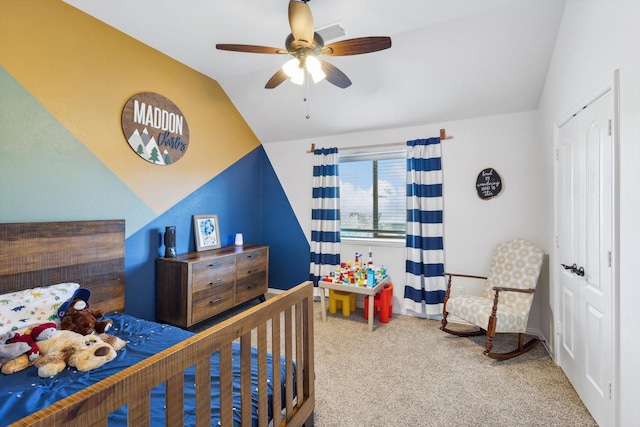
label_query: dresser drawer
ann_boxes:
[236,248,267,280]
[192,284,235,324]
[192,256,235,293]
[236,271,267,303]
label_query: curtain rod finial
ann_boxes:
[307,143,316,153]
[440,129,453,140]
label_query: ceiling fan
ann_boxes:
[216,0,392,89]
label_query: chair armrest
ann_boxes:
[444,273,488,299]
[487,286,536,329]
[492,286,535,294]
[445,273,487,280]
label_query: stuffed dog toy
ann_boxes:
[1,330,126,377]
[0,333,30,369]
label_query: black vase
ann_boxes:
[164,226,176,258]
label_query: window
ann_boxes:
[339,150,406,240]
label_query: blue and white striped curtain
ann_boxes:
[404,138,446,317]
[309,147,341,286]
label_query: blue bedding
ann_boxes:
[0,313,287,426]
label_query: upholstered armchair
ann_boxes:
[440,239,544,360]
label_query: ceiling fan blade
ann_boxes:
[320,37,392,56]
[216,44,287,55]
[265,68,289,89]
[320,60,352,89]
[288,0,314,46]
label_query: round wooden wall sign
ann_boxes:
[121,92,190,165]
[476,168,502,199]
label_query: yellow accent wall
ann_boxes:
[0,0,260,215]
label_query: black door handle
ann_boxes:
[561,263,585,277]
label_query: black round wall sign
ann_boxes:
[476,168,502,200]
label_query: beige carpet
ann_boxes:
[192,295,596,426]
[312,302,597,427]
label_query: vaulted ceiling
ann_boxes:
[64,0,566,143]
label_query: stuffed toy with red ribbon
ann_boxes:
[5,322,58,362]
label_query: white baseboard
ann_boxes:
[525,327,556,361]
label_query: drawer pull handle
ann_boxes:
[209,279,223,286]
[209,297,223,305]
[248,269,259,274]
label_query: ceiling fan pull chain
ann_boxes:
[304,76,311,119]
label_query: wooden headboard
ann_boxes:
[0,220,125,314]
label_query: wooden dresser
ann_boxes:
[156,245,268,328]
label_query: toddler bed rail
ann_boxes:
[9,281,314,427]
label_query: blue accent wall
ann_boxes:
[124,147,310,320]
[260,150,311,291]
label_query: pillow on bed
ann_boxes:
[0,282,80,335]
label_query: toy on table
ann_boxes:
[321,248,387,287]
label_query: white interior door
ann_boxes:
[557,89,614,426]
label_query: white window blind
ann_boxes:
[339,150,406,239]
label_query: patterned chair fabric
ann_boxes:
[445,239,544,333]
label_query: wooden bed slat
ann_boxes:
[165,372,185,426]
[295,301,304,410]
[258,322,268,427]
[219,341,234,426]
[271,313,282,425]
[128,391,151,427]
[284,306,294,422]
[241,332,252,426]
[303,291,315,400]
[195,358,212,427]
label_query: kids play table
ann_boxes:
[318,275,390,332]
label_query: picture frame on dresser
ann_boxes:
[193,214,221,251]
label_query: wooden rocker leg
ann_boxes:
[481,287,540,360]
[440,312,486,337]
[483,333,540,361]
[440,324,486,337]
[440,274,486,337]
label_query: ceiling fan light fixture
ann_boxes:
[291,72,305,85]
[306,55,326,83]
[282,57,305,85]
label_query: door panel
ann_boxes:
[557,89,613,426]
[559,116,580,382]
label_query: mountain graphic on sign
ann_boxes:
[162,149,173,165]
[144,133,164,165]
[140,127,150,145]
[127,128,147,158]
[127,127,164,165]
